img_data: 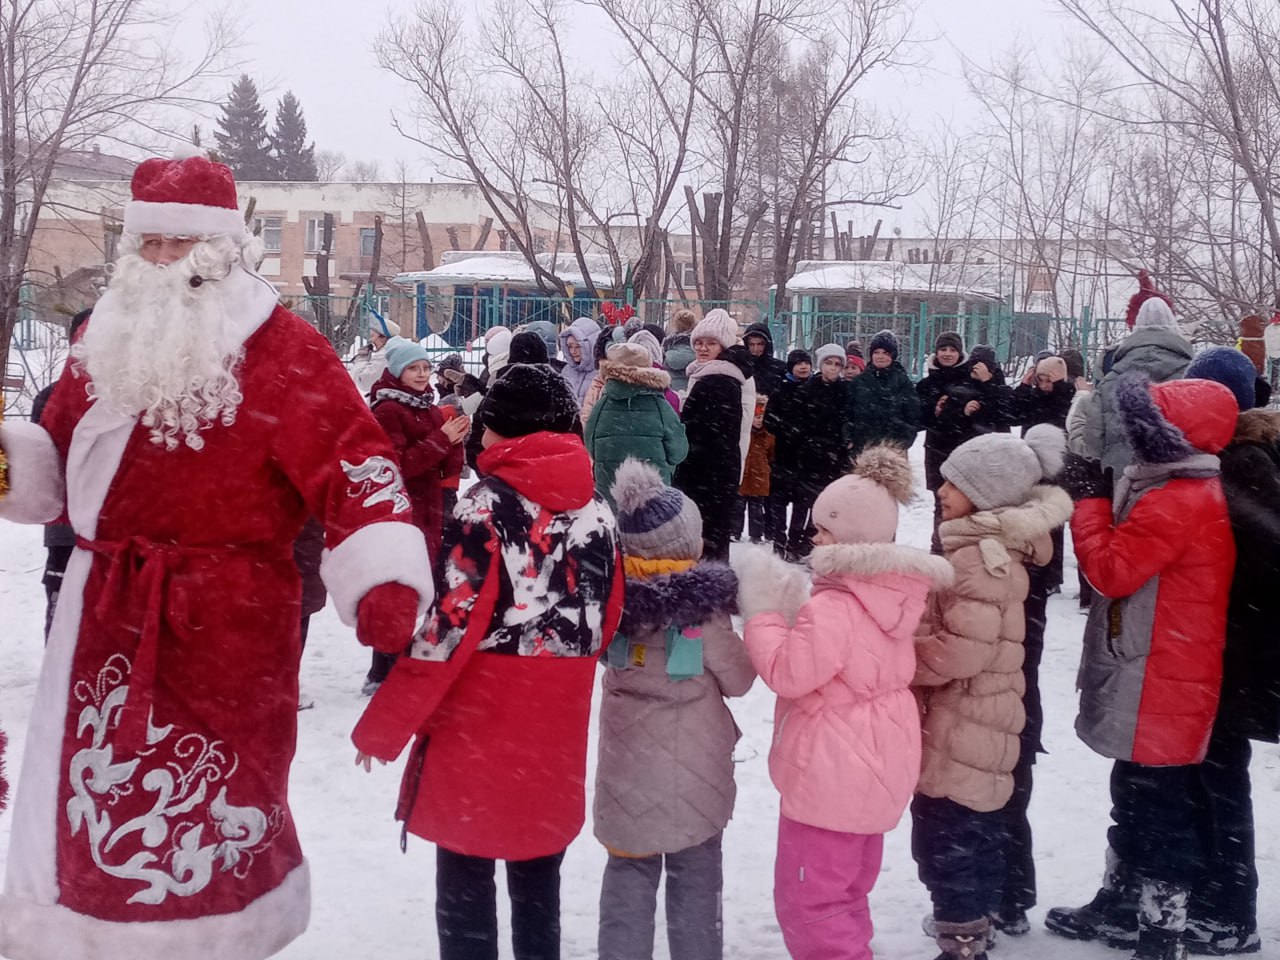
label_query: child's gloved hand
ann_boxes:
[733,545,809,625]
[356,582,420,653]
[1058,452,1112,502]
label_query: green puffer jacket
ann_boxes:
[844,361,922,454]
[585,361,689,504]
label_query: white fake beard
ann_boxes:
[73,236,248,451]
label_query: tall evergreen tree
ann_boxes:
[269,92,319,181]
[214,75,275,180]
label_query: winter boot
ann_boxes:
[932,917,992,960]
[990,908,1030,937]
[1131,880,1190,960]
[1184,919,1261,956]
[1045,847,1140,947]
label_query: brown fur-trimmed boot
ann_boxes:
[932,917,992,960]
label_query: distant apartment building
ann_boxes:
[26,178,567,329]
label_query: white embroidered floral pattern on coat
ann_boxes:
[340,456,411,514]
[66,654,283,906]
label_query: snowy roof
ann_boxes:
[782,260,1004,303]
[393,250,620,291]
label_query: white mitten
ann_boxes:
[734,545,810,624]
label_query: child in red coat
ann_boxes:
[365,340,468,694]
[354,364,623,960]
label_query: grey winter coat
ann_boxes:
[594,563,755,856]
[1081,329,1192,474]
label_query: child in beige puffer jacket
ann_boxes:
[911,424,1073,960]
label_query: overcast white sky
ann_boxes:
[220,0,1068,229]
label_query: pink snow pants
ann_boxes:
[774,816,883,960]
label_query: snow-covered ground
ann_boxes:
[1,445,1278,959]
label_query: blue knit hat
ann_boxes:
[385,339,430,378]
[1185,347,1259,412]
[610,458,703,561]
[869,329,899,360]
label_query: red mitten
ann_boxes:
[356,583,420,654]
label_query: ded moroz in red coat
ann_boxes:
[0,269,434,960]
[1072,376,1237,766]
[353,430,624,861]
[369,369,464,558]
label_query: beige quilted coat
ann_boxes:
[913,485,1074,812]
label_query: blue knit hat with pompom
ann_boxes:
[610,458,703,561]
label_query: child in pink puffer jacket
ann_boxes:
[735,446,953,960]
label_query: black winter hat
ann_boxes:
[845,339,864,359]
[869,329,899,360]
[642,323,668,345]
[484,363,580,438]
[786,349,812,372]
[508,331,549,365]
[969,344,998,369]
[437,353,465,375]
[1059,348,1085,381]
[934,330,964,354]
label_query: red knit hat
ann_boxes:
[123,153,244,238]
[1124,270,1173,329]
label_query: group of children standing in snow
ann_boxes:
[339,276,1276,960]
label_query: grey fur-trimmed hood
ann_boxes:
[620,562,737,634]
[809,541,954,589]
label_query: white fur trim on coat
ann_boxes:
[123,200,246,238]
[0,862,310,960]
[0,420,64,524]
[809,541,955,589]
[319,520,434,626]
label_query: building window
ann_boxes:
[253,216,283,253]
[304,217,332,254]
[681,262,698,287]
[1028,265,1057,293]
[359,227,377,258]
[907,247,920,264]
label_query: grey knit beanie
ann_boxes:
[814,343,847,368]
[940,425,1066,510]
[610,458,703,560]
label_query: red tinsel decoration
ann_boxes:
[599,302,635,327]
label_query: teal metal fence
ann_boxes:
[296,287,1110,377]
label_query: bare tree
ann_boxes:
[378,0,701,301]
[1058,0,1280,313]
[315,149,346,181]
[343,159,384,182]
[0,0,235,378]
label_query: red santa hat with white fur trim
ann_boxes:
[122,150,245,238]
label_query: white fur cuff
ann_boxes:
[320,521,435,626]
[0,420,64,524]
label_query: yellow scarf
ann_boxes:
[623,556,696,579]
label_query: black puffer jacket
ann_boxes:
[795,376,852,493]
[1013,380,1075,434]
[924,373,1016,490]
[1217,408,1280,742]
[743,323,787,396]
[763,374,810,482]
[917,354,973,491]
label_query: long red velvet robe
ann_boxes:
[0,270,433,960]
